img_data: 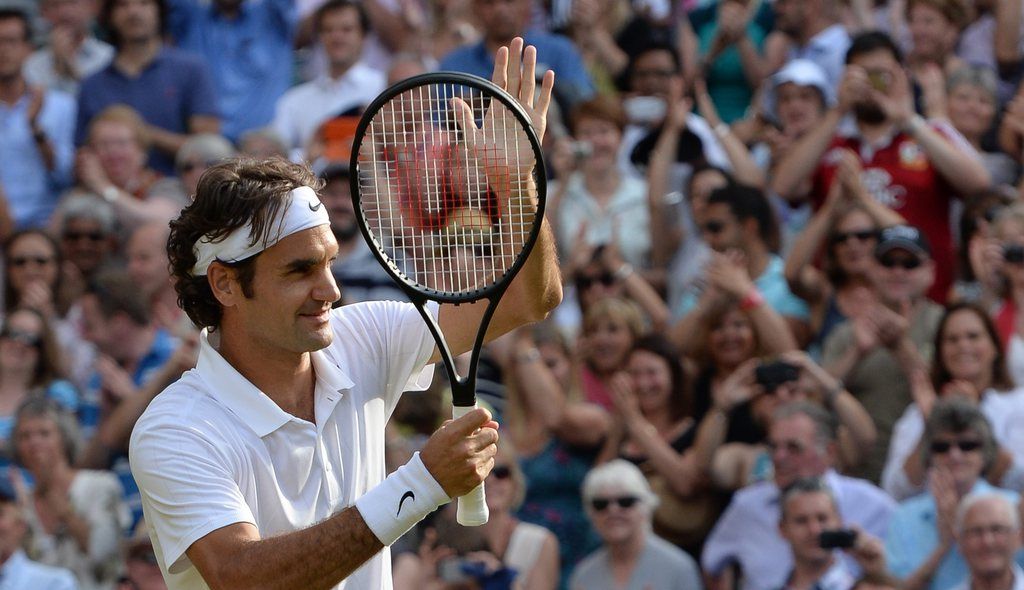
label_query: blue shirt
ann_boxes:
[440,31,595,107]
[675,255,810,320]
[0,89,75,228]
[79,328,177,529]
[0,550,76,590]
[168,0,296,141]
[75,47,220,174]
[886,481,1020,590]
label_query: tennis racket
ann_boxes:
[350,59,548,526]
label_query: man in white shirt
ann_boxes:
[702,402,896,590]
[773,0,850,90]
[953,493,1024,590]
[272,0,385,154]
[24,0,113,95]
[129,38,560,590]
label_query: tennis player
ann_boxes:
[127,38,559,590]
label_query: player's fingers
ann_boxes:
[451,97,478,139]
[467,426,499,452]
[448,407,493,436]
[492,46,509,90]
[520,45,537,106]
[535,70,555,127]
[507,37,524,96]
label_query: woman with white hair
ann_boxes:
[571,459,704,590]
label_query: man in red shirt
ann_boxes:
[771,32,990,302]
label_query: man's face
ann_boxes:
[773,0,807,37]
[699,203,744,253]
[959,498,1020,580]
[473,0,528,45]
[224,225,341,355]
[319,6,364,72]
[629,49,677,98]
[110,0,160,45]
[321,176,357,242]
[79,293,114,353]
[849,49,901,124]
[0,18,31,81]
[61,218,114,277]
[776,83,825,136]
[769,414,830,488]
[126,225,170,300]
[42,0,94,30]
[868,248,934,305]
[779,491,841,565]
[91,120,147,186]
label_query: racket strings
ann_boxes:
[359,81,538,297]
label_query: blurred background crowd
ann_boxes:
[0,0,1023,587]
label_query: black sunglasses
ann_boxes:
[8,256,53,267]
[701,220,726,235]
[931,439,983,454]
[577,273,615,290]
[591,496,639,511]
[1,328,41,348]
[878,255,922,270]
[62,230,106,242]
[830,230,877,245]
[490,465,512,480]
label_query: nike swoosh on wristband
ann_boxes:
[397,490,415,516]
[308,200,323,212]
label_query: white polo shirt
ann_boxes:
[129,300,436,590]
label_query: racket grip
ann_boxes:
[453,404,489,526]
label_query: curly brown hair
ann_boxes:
[167,157,323,329]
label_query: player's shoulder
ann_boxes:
[131,369,234,444]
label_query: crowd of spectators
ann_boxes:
[0,0,1023,587]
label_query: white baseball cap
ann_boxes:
[761,59,836,124]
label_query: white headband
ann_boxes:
[191,186,330,276]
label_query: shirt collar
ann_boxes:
[195,329,354,437]
[0,550,27,580]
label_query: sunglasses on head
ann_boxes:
[62,230,105,242]
[830,230,877,245]
[701,220,726,235]
[878,255,922,270]
[591,496,639,511]
[490,465,512,480]
[0,328,41,348]
[8,256,53,268]
[577,273,615,290]
[930,439,983,454]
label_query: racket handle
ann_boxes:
[453,404,489,526]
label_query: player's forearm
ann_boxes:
[200,508,384,590]
[770,108,843,200]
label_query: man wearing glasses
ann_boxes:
[953,494,1024,590]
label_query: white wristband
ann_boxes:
[355,452,450,546]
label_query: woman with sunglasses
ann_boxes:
[12,397,129,590]
[882,302,1024,500]
[885,399,1019,590]
[598,334,722,556]
[4,229,97,390]
[0,308,77,456]
[571,459,702,590]
[784,149,905,351]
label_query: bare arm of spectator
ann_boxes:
[0,187,13,246]
[571,0,628,79]
[601,241,670,332]
[676,13,701,85]
[770,103,846,202]
[145,115,221,159]
[75,149,183,225]
[694,78,766,188]
[995,0,1023,77]
[900,468,958,590]
[646,87,688,271]
[782,350,877,465]
[504,329,611,449]
[606,372,704,497]
[691,359,760,483]
[844,0,876,32]
[873,64,990,194]
[999,89,1024,163]
[26,86,57,171]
